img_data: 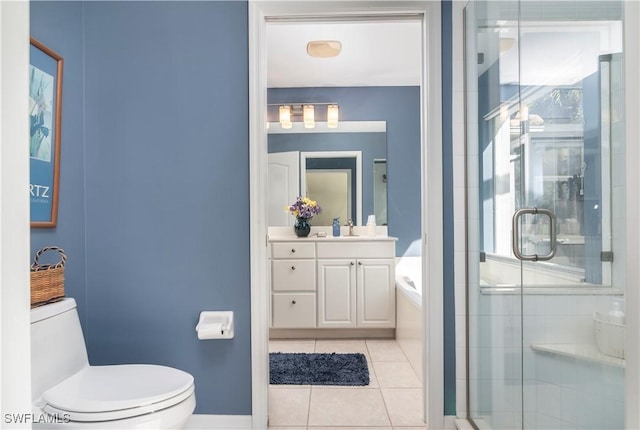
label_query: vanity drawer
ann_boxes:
[272,260,316,291]
[272,242,316,259]
[272,293,316,328]
[316,241,395,259]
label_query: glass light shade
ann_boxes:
[279,105,292,129]
[303,105,315,129]
[327,104,339,128]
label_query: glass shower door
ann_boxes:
[466,1,626,429]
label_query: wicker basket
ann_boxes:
[30,246,66,308]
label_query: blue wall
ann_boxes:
[30,1,87,329]
[268,87,421,255]
[31,0,252,415]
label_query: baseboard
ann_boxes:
[269,328,395,339]
[184,414,252,429]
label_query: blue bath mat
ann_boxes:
[269,352,369,386]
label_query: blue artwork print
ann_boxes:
[29,65,54,163]
[29,38,62,227]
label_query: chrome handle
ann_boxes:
[512,207,557,261]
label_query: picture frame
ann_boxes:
[29,37,63,228]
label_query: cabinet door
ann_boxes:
[317,259,356,328]
[356,258,396,328]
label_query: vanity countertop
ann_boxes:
[268,225,396,242]
[268,234,397,242]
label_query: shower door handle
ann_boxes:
[512,208,557,261]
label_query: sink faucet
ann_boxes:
[347,218,354,236]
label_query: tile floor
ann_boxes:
[268,339,426,430]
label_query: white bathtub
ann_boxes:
[395,255,423,381]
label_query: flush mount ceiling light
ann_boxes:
[307,40,342,58]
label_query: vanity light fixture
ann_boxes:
[327,104,339,128]
[271,103,340,129]
[303,105,315,129]
[279,105,292,129]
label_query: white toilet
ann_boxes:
[31,298,196,429]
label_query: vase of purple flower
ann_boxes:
[294,217,312,237]
[287,196,322,238]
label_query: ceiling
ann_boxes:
[266,19,422,88]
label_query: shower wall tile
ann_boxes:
[536,381,562,419]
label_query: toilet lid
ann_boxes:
[41,364,194,422]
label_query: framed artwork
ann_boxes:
[29,37,63,228]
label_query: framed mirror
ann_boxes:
[267,121,386,226]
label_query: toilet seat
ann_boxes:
[40,364,194,422]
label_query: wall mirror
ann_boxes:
[267,121,386,226]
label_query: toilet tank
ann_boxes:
[31,298,89,399]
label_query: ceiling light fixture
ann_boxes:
[307,40,342,58]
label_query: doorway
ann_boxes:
[248,1,444,428]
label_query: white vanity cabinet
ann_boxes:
[269,233,396,332]
[270,242,316,328]
[317,240,396,329]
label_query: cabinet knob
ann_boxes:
[291,300,297,305]
[291,248,296,253]
[358,261,362,265]
[350,261,354,266]
[291,266,296,270]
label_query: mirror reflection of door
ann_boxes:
[267,151,299,226]
[373,159,387,225]
[305,169,351,225]
[304,156,357,225]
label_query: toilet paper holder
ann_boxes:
[196,311,234,339]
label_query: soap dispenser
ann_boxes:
[332,217,341,237]
[608,298,625,324]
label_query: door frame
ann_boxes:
[248,1,444,428]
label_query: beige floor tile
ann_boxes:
[268,427,307,430]
[308,387,391,427]
[381,388,425,427]
[314,339,370,360]
[367,340,409,362]
[391,427,428,430]
[373,361,422,388]
[268,387,311,427]
[309,427,392,430]
[269,339,316,353]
